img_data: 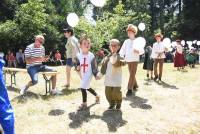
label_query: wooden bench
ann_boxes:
[3,67,58,95]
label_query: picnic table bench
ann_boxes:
[3,67,58,95]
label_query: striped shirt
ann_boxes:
[24,43,45,67]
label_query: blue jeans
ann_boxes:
[66,58,73,67]
[27,65,54,85]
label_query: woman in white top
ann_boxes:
[151,33,166,81]
[119,24,140,96]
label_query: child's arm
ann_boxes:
[73,57,80,71]
[91,57,101,79]
[100,55,110,75]
[111,54,126,67]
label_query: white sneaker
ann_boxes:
[20,86,27,95]
[50,89,62,95]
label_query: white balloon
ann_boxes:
[193,40,197,44]
[186,41,192,45]
[163,38,171,48]
[67,13,79,27]
[171,41,177,47]
[197,41,200,46]
[138,23,145,31]
[90,0,106,7]
[0,52,4,58]
[181,40,185,46]
[133,37,146,55]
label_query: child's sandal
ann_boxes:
[78,104,87,111]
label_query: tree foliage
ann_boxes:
[0,0,199,53]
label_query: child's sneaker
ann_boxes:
[95,95,100,104]
[116,104,121,111]
[126,90,132,96]
[51,89,62,95]
[78,103,87,111]
[108,105,115,111]
[20,86,27,95]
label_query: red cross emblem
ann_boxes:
[81,57,88,73]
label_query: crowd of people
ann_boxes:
[1,24,200,134]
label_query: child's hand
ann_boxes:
[133,49,139,54]
[95,76,101,80]
[75,66,80,71]
[110,54,117,64]
[72,58,76,64]
[95,72,102,80]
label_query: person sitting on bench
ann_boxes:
[20,35,60,95]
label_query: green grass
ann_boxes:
[7,63,200,134]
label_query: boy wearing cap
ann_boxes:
[100,39,126,110]
[20,35,60,95]
[151,33,166,81]
[119,24,140,96]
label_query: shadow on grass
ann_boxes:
[48,109,65,116]
[9,86,80,102]
[124,95,152,110]
[155,81,179,90]
[61,88,80,96]
[7,86,20,93]
[11,91,41,103]
[68,103,127,132]
[180,69,188,73]
[68,103,98,128]
[101,110,127,132]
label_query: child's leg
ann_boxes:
[105,86,115,107]
[158,59,164,80]
[154,59,159,78]
[78,88,87,110]
[81,88,87,103]
[150,71,153,79]
[147,70,149,78]
[114,87,122,110]
[87,88,100,103]
[87,88,97,96]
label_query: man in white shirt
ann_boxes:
[120,24,140,96]
[151,33,165,81]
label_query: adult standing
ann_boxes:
[20,35,59,95]
[151,33,166,81]
[174,40,187,70]
[64,28,79,87]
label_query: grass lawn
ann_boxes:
[6,63,200,134]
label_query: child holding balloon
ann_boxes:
[119,24,145,96]
[74,35,100,111]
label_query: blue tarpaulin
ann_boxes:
[0,57,15,134]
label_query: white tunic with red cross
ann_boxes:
[77,52,95,89]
